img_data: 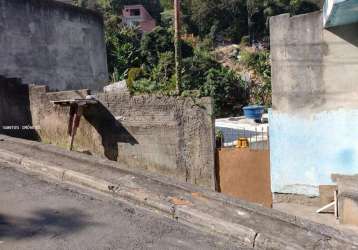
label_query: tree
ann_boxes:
[140,26,174,68]
[182,49,248,117]
[186,0,248,43]
[160,0,172,10]
[140,26,193,70]
[129,52,176,94]
[151,51,175,84]
[252,0,319,39]
[180,0,319,43]
[201,68,247,117]
[239,48,272,106]
[106,26,142,81]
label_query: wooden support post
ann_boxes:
[174,0,182,94]
[334,189,338,219]
[68,104,76,137]
[69,104,83,151]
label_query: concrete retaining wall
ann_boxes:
[269,11,358,195]
[28,87,216,189]
[0,0,108,91]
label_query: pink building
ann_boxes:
[122,5,156,33]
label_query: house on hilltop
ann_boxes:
[122,5,156,32]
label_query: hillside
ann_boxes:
[68,0,319,116]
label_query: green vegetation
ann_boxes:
[179,0,319,43]
[72,0,319,117]
[106,26,142,81]
[182,48,248,117]
[239,48,272,106]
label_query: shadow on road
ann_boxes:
[0,208,98,239]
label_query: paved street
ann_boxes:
[0,163,243,250]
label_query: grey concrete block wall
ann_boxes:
[28,87,216,189]
[0,0,108,91]
[98,92,216,189]
[269,11,358,195]
[270,11,358,112]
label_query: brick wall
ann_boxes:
[29,87,216,189]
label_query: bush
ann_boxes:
[182,49,248,117]
[127,67,144,89]
[182,48,220,90]
[129,47,249,117]
[128,52,176,95]
[240,49,271,85]
[141,27,174,67]
[140,27,194,69]
[106,26,142,81]
[240,36,250,47]
[130,76,176,95]
[239,49,271,106]
[151,51,175,83]
[200,68,247,117]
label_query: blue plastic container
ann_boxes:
[243,105,265,120]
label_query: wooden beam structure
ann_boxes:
[51,99,98,151]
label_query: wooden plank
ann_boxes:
[217,148,272,208]
[316,202,335,214]
[51,99,98,106]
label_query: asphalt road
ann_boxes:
[0,163,244,250]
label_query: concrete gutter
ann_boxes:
[0,135,358,249]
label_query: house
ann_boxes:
[122,5,156,32]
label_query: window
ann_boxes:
[130,9,140,16]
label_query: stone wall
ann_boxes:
[269,11,358,195]
[0,0,108,91]
[29,87,216,189]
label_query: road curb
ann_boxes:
[1,144,358,249]
[0,148,23,165]
[0,148,173,213]
[0,148,259,247]
[2,135,358,247]
[22,158,66,180]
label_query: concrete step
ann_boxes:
[0,135,358,249]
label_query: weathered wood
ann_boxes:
[69,105,84,151]
[51,99,98,106]
[52,99,98,151]
[174,0,182,94]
